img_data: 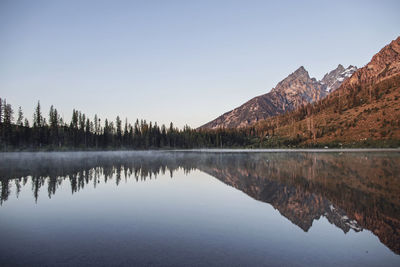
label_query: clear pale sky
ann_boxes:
[1,0,399,128]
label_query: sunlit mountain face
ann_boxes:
[1,151,399,258]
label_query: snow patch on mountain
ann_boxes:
[321,65,358,92]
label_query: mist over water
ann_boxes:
[1,150,399,266]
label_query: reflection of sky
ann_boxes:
[1,169,398,266]
[1,1,400,128]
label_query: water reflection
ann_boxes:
[0,151,399,255]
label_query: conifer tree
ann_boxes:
[94,114,98,135]
[123,118,128,145]
[71,109,78,129]
[3,100,13,125]
[0,97,3,125]
[17,106,24,126]
[33,101,42,127]
[116,116,122,144]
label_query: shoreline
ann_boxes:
[1,147,400,156]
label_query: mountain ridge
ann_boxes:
[200,64,356,129]
[254,36,400,144]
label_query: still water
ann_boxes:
[0,150,399,266]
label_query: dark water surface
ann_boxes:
[0,150,399,266]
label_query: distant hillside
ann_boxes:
[201,65,356,129]
[255,36,400,146]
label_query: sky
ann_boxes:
[0,0,399,128]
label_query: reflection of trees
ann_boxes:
[0,151,399,254]
[0,152,198,204]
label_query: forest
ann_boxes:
[0,98,254,151]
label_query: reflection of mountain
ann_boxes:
[204,167,361,233]
[0,151,399,254]
[196,153,400,254]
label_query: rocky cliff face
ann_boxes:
[321,64,357,92]
[342,36,400,89]
[201,65,356,129]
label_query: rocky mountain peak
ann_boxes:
[343,36,400,89]
[321,64,357,92]
[294,66,308,75]
[200,63,357,129]
[290,66,310,79]
[272,66,312,93]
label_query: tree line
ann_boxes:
[0,98,253,150]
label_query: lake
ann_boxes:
[0,150,399,266]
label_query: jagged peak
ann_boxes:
[293,66,308,76]
[322,64,356,81]
[274,66,310,89]
[332,64,345,73]
[320,64,358,92]
[323,64,344,79]
[271,66,311,93]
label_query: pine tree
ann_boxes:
[116,116,122,145]
[71,109,78,129]
[16,107,24,126]
[104,119,109,147]
[49,105,59,129]
[3,101,13,125]
[0,97,3,125]
[85,118,90,146]
[128,124,133,147]
[33,101,43,127]
[2,100,14,147]
[94,114,98,135]
[70,109,79,146]
[123,118,128,146]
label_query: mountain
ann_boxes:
[201,65,356,129]
[321,64,357,92]
[256,36,400,144]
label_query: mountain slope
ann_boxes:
[255,36,400,145]
[201,65,356,129]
